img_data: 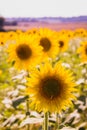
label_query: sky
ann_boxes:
[0,0,87,18]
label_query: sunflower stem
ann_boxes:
[55,113,59,130]
[44,112,49,130]
[26,98,30,130]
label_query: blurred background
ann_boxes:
[0,0,87,31]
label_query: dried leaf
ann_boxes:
[20,117,43,127]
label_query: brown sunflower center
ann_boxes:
[33,30,36,34]
[42,77,60,100]
[80,31,83,34]
[40,37,51,52]
[85,47,87,54]
[10,34,13,37]
[68,34,71,37]
[59,41,64,47]
[1,42,4,45]
[16,44,32,60]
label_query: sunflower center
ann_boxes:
[59,41,64,47]
[68,34,70,37]
[33,30,36,34]
[42,77,60,100]
[40,37,51,52]
[85,47,87,54]
[16,44,32,60]
[80,31,83,34]
[1,42,4,45]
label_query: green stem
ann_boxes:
[55,113,59,130]
[26,98,30,130]
[44,112,49,130]
[26,99,30,116]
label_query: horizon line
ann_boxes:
[3,15,87,19]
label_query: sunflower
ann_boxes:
[74,28,86,38]
[38,28,59,61]
[7,34,43,70]
[65,30,74,40]
[0,32,7,46]
[26,62,76,113]
[59,29,67,36]
[7,31,18,42]
[77,41,87,62]
[57,35,69,52]
[25,28,39,35]
[81,31,87,38]
[16,29,23,35]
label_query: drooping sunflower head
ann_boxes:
[7,34,43,70]
[26,62,76,113]
[38,28,59,61]
[77,41,87,62]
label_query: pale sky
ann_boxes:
[0,0,87,17]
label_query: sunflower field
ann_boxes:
[0,28,87,130]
